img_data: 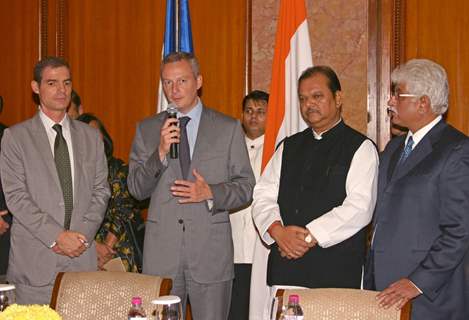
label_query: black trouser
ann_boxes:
[228,263,252,320]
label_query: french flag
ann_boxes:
[157,0,194,113]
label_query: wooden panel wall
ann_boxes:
[0,0,247,161]
[404,0,469,134]
[66,0,165,161]
[0,0,39,125]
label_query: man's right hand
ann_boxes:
[0,210,9,235]
[158,117,180,160]
[54,231,88,258]
[269,224,311,259]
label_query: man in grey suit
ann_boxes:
[128,52,255,320]
[364,59,469,319]
[0,57,110,304]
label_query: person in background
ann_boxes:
[252,66,378,312]
[77,113,145,273]
[228,90,268,320]
[0,95,11,282]
[0,57,110,304]
[128,52,255,320]
[67,90,83,119]
[364,59,469,319]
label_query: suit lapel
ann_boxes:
[69,120,85,206]
[390,120,447,183]
[190,107,212,176]
[31,114,61,189]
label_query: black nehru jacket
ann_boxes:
[267,121,369,288]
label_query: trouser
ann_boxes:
[228,263,252,320]
[171,236,232,320]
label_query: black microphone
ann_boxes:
[167,104,178,159]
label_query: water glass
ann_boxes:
[151,295,182,320]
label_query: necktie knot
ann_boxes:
[179,116,191,128]
[53,124,63,136]
[399,136,414,165]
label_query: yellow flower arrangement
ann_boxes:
[0,304,61,320]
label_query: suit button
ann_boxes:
[178,219,184,224]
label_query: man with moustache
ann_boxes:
[228,90,268,320]
[0,57,110,303]
[364,59,469,319]
[128,52,255,320]
[252,66,378,292]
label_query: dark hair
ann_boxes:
[76,113,113,159]
[71,90,81,107]
[33,56,71,83]
[298,65,341,95]
[161,52,200,78]
[242,90,269,111]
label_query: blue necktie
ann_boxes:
[397,136,414,166]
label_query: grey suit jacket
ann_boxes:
[0,113,110,287]
[128,106,255,284]
[364,121,469,319]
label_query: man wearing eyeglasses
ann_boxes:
[364,59,469,319]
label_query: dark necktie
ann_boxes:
[397,136,414,166]
[179,116,191,179]
[52,124,73,230]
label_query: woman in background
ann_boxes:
[77,113,144,272]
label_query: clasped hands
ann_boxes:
[52,230,89,258]
[270,223,317,259]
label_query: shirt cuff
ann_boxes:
[306,220,330,248]
[409,279,423,294]
[206,199,214,211]
[49,241,57,249]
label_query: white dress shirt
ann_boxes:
[39,108,75,193]
[230,134,264,264]
[252,129,379,248]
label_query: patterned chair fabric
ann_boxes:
[279,288,411,320]
[50,271,172,319]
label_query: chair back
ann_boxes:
[50,271,172,319]
[279,288,411,320]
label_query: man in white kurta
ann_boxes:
[249,66,378,319]
[229,90,268,320]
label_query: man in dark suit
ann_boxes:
[0,57,110,303]
[128,52,255,320]
[364,59,469,319]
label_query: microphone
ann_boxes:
[167,104,178,159]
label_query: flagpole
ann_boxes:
[175,0,179,51]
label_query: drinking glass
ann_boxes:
[151,295,182,320]
[0,284,15,312]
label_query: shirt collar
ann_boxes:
[39,107,70,130]
[405,115,442,148]
[177,98,203,122]
[311,118,343,140]
[245,134,264,148]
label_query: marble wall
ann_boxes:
[251,0,368,134]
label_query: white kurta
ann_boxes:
[230,135,264,263]
[249,129,379,320]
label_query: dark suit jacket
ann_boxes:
[364,120,469,319]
